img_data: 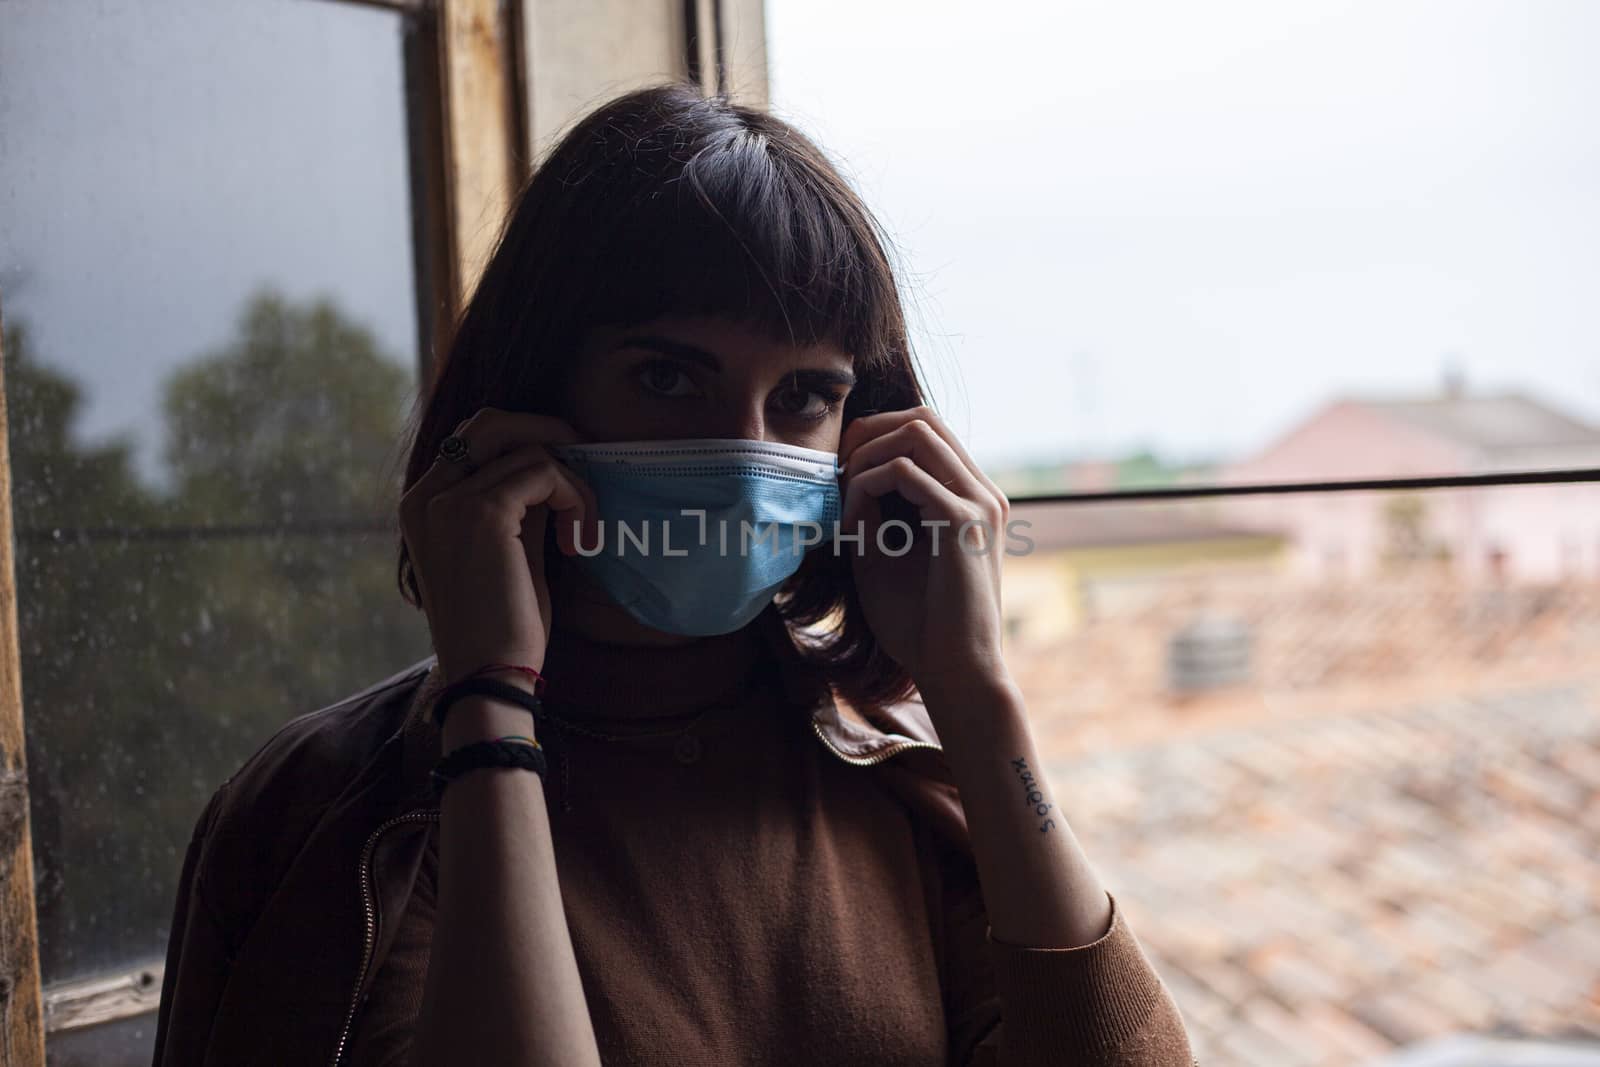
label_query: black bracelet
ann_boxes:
[431,739,548,800]
[433,675,543,729]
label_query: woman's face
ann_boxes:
[560,314,858,452]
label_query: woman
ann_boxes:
[152,81,1196,1066]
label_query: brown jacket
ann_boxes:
[152,620,1196,1066]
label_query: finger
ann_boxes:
[839,405,935,465]
[403,410,582,520]
[429,457,589,587]
[839,455,967,537]
[843,405,1004,502]
[459,441,600,549]
[440,445,594,555]
[842,418,981,502]
[446,408,582,464]
[504,462,592,570]
[426,408,582,487]
[841,405,1007,507]
[551,465,599,556]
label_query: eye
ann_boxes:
[636,359,701,399]
[773,381,848,421]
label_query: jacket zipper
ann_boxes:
[331,728,936,1064]
[330,809,440,1067]
[809,718,942,765]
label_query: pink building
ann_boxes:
[1218,389,1600,584]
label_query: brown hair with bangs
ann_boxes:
[395,79,928,714]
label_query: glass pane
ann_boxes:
[0,0,434,1001]
[1001,484,1600,1061]
[44,1014,158,1067]
[769,0,1600,489]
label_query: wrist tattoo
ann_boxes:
[1010,757,1057,833]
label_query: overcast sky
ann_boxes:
[3,1,1596,485]
[764,0,1600,468]
[0,0,418,491]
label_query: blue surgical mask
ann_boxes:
[547,438,844,636]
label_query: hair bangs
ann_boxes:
[577,132,891,371]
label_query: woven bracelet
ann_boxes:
[431,739,548,800]
[433,675,543,730]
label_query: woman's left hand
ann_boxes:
[838,405,1014,694]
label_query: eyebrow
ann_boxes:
[618,334,857,388]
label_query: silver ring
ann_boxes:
[439,434,476,473]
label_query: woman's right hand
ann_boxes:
[398,407,597,687]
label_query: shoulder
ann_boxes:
[186,659,434,920]
[210,657,432,823]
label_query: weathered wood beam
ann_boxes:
[440,0,521,310]
[41,962,164,1033]
[0,292,47,1067]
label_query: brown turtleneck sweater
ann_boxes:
[346,620,1195,1065]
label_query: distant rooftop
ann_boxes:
[1351,393,1600,455]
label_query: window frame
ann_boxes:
[0,0,527,1057]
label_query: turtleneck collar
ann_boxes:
[537,612,767,720]
[399,605,833,737]
[392,606,936,816]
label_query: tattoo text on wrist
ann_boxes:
[1011,757,1057,833]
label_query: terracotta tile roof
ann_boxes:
[1030,677,1600,1063]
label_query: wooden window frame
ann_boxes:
[0,0,526,1059]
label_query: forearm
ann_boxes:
[411,695,601,1067]
[918,673,1112,950]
